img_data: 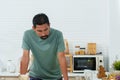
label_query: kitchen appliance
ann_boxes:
[73,55,104,72]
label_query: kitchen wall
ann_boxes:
[0,0,110,71]
[109,0,120,68]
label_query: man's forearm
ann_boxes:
[59,56,68,80]
[20,56,29,74]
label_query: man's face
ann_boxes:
[33,23,50,40]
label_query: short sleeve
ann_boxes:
[57,32,65,53]
[22,31,30,50]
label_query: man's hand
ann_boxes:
[58,52,68,80]
[20,50,30,74]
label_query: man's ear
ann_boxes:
[48,23,50,27]
[32,26,35,30]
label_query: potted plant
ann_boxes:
[113,60,120,70]
[112,60,120,76]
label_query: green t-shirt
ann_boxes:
[22,28,65,80]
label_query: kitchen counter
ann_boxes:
[0,72,20,80]
[68,72,85,76]
[0,72,20,77]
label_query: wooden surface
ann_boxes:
[65,54,73,72]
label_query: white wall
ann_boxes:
[109,0,120,68]
[0,0,109,70]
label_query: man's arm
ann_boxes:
[58,52,68,80]
[20,50,30,74]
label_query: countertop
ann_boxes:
[0,72,20,77]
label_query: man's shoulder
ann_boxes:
[24,29,33,34]
[51,28,62,35]
[24,29,33,33]
[24,29,34,37]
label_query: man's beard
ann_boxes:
[40,35,49,40]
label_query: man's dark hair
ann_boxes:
[33,13,50,28]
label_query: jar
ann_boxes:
[79,48,85,55]
[75,46,80,55]
[7,60,16,73]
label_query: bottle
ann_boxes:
[7,60,16,73]
[109,65,114,73]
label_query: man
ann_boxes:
[20,13,68,80]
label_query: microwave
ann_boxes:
[73,55,104,72]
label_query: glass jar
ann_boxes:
[79,48,85,55]
[7,60,16,73]
[75,46,80,55]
